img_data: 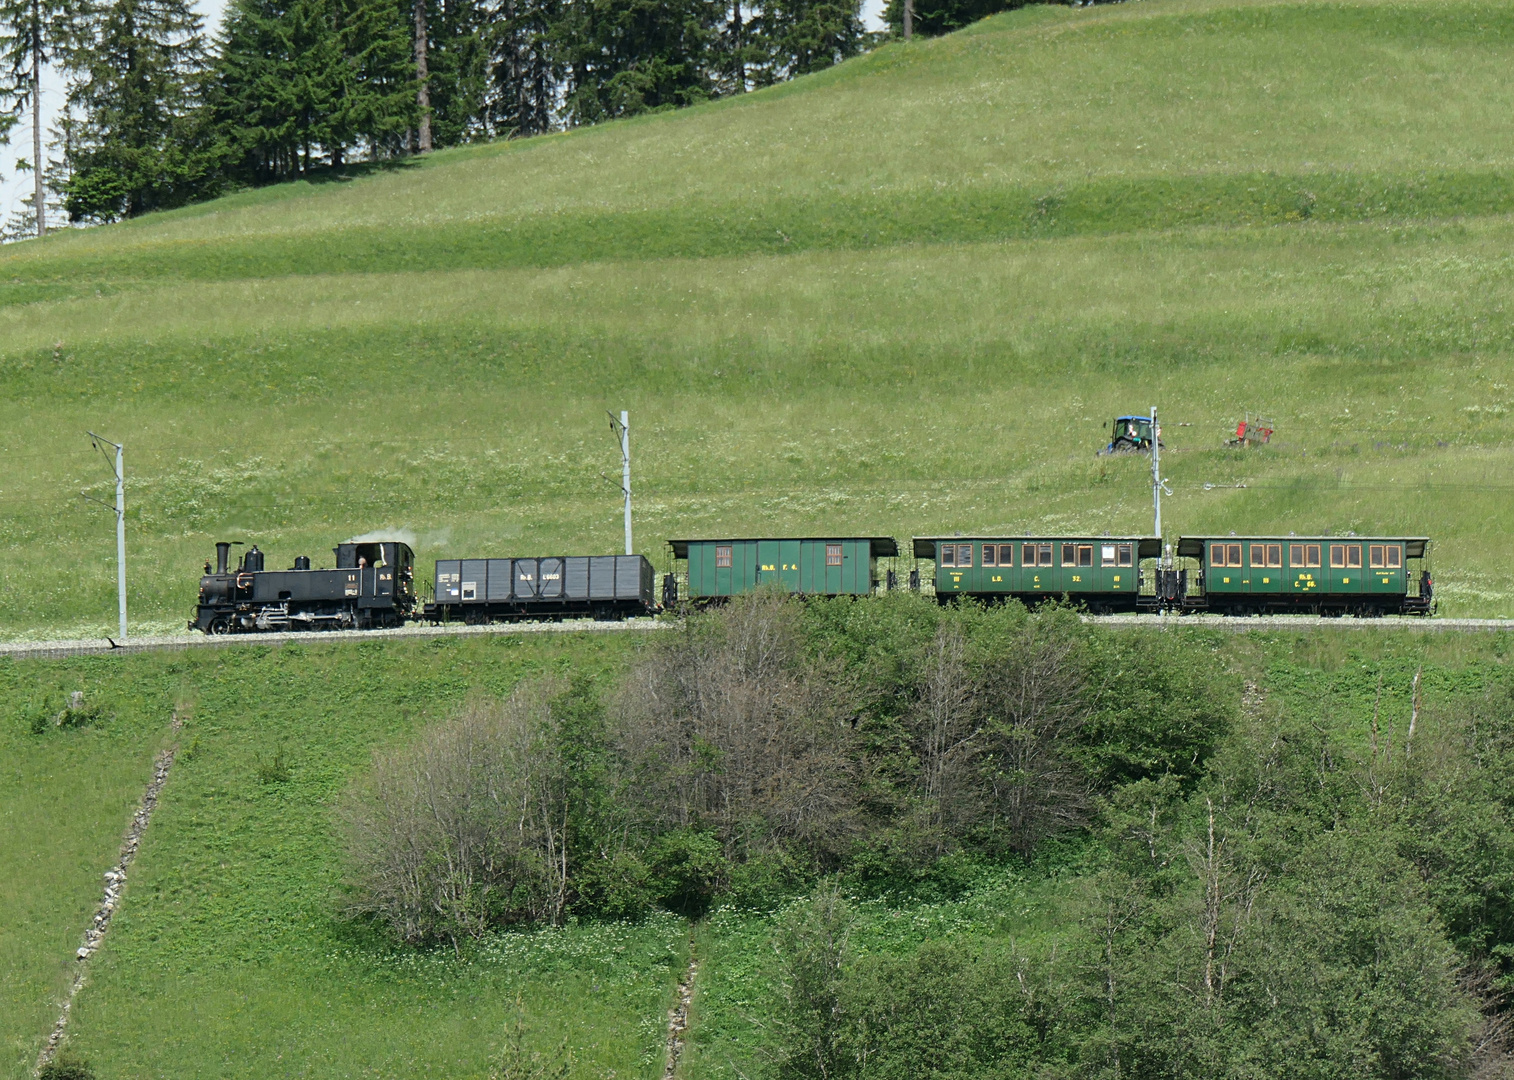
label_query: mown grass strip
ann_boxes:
[2,169,1510,296]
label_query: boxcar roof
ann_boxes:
[1176,536,1429,559]
[668,537,900,559]
[912,536,1162,559]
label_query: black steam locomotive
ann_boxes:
[191,540,416,633]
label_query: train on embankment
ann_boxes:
[190,529,1435,634]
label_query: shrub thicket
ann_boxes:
[766,669,1514,1080]
[337,595,1514,1075]
[340,679,576,945]
[340,593,1234,943]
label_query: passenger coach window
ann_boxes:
[1079,545,1093,566]
[1119,544,1133,566]
[826,544,842,566]
[1331,545,1363,569]
[982,545,996,567]
[999,545,1015,565]
[1212,544,1242,567]
[1250,544,1281,567]
[1062,544,1077,567]
[715,545,732,568]
[1290,544,1322,568]
[1101,545,1117,567]
[941,545,955,566]
[1371,545,1402,569]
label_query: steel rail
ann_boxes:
[0,618,673,661]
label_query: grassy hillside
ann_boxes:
[5,624,1509,1078]
[4,0,1514,636]
[2,634,691,1080]
[0,663,174,1077]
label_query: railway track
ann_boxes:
[3,613,1512,662]
[0,617,671,661]
[1087,615,1514,632]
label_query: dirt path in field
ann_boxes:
[664,930,699,1079]
[35,710,183,1075]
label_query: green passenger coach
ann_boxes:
[669,537,899,601]
[913,536,1161,612]
[1175,535,1433,616]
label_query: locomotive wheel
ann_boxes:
[208,615,233,635]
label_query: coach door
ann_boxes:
[1289,543,1322,593]
[1208,541,1244,596]
[1367,543,1404,595]
[1328,543,1363,595]
[1248,543,1282,595]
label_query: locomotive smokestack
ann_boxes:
[215,542,230,575]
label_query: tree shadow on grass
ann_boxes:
[292,158,425,187]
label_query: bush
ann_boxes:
[773,887,853,1080]
[22,691,105,734]
[1076,632,1237,788]
[339,679,572,945]
[38,1051,96,1080]
[647,828,727,916]
[616,591,862,866]
[572,849,655,920]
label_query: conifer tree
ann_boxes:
[419,0,488,146]
[410,0,428,148]
[329,0,416,159]
[717,0,762,95]
[487,0,554,136]
[209,0,413,181]
[557,0,722,124]
[756,0,863,82]
[60,0,209,221]
[880,0,1013,39]
[0,0,74,236]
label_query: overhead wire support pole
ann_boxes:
[1151,406,1170,551]
[608,411,631,555]
[85,432,127,641]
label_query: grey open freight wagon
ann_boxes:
[426,555,657,622]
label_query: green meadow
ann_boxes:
[5,626,1511,1078]
[2,0,1514,635]
[1,634,691,1080]
[6,0,1514,1070]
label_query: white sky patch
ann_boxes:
[0,0,884,234]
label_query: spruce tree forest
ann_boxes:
[0,0,1021,232]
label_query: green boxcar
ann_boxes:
[669,537,898,600]
[912,536,1161,612]
[1176,535,1433,615]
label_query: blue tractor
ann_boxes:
[1098,415,1163,455]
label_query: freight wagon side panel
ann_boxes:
[565,558,591,601]
[614,556,644,600]
[588,557,615,600]
[436,560,461,603]
[487,559,514,601]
